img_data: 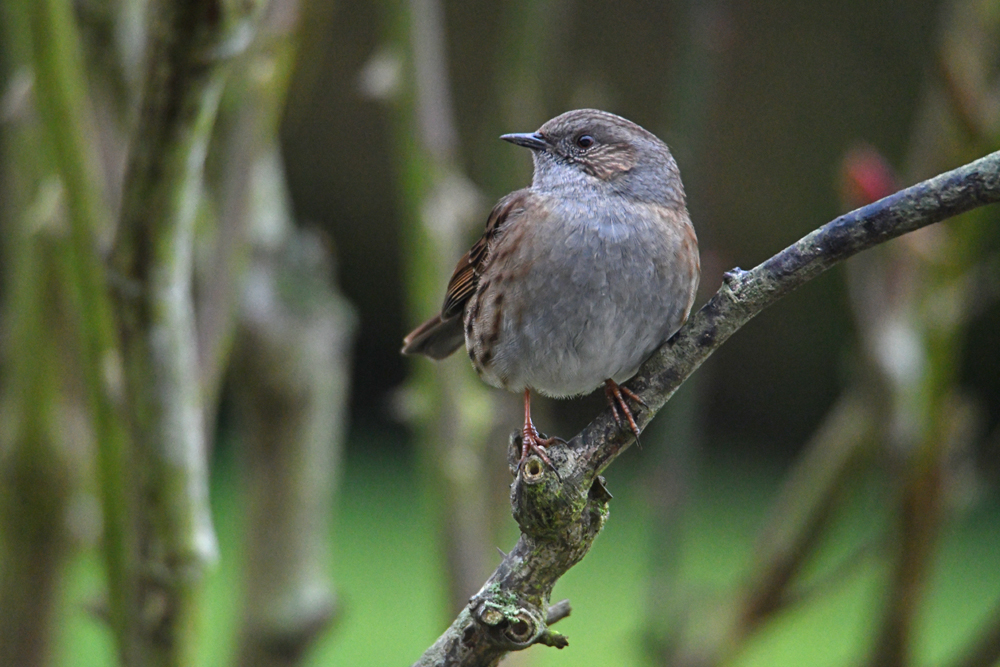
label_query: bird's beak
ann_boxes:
[500,132,549,150]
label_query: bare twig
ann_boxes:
[412,150,1000,666]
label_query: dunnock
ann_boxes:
[403,109,700,469]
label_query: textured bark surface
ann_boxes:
[108,1,265,664]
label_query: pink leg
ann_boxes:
[519,388,559,470]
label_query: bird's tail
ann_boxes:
[401,314,464,359]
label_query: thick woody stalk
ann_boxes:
[413,149,1000,665]
[110,0,263,664]
[232,206,356,667]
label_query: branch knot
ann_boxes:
[469,595,545,648]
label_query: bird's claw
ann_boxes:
[605,379,645,444]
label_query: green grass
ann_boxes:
[46,440,1000,666]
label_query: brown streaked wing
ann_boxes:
[440,191,526,318]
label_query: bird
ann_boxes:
[402,109,700,471]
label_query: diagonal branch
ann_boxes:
[412,149,1000,667]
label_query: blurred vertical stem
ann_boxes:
[231,174,356,666]
[867,205,974,667]
[21,0,136,658]
[0,10,73,658]
[109,0,263,664]
[218,1,357,663]
[868,1,998,663]
[380,0,497,613]
[197,0,299,419]
[0,225,71,667]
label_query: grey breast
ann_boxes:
[481,191,693,398]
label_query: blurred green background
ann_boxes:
[3,0,1000,665]
[50,444,1000,666]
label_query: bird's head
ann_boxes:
[501,109,684,207]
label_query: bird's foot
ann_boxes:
[519,423,564,479]
[604,379,646,444]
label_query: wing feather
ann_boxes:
[401,190,528,358]
[441,192,524,317]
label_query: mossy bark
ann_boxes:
[108,1,265,664]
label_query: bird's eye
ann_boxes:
[576,134,595,148]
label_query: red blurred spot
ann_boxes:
[839,144,899,209]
